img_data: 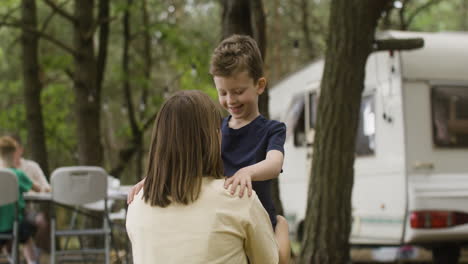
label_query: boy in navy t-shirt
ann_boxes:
[127,35,286,227]
[210,35,286,227]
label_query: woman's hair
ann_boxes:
[143,90,224,207]
[0,136,18,168]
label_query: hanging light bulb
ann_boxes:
[393,1,403,9]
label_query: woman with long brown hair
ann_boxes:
[126,90,289,263]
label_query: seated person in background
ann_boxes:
[126,90,290,264]
[0,136,41,264]
[6,135,50,193]
[7,135,50,253]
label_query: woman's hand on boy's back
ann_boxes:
[224,168,253,198]
[127,178,145,204]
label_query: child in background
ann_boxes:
[128,35,286,228]
[0,136,41,264]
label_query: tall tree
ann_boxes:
[221,0,285,215]
[299,0,391,263]
[21,0,49,176]
[72,0,102,165]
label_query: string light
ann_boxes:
[393,1,403,9]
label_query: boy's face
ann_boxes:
[214,71,266,121]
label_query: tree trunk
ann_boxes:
[73,0,103,166]
[299,0,390,263]
[140,0,152,119]
[222,0,253,38]
[122,0,143,179]
[249,0,269,120]
[96,0,110,94]
[21,0,51,252]
[21,0,50,176]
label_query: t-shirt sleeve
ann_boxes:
[267,122,286,154]
[16,170,33,193]
[244,195,279,264]
[30,161,50,189]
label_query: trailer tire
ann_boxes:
[432,244,460,264]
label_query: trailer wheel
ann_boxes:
[432,244,460,264]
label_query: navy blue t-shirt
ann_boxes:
[221,115,286,227]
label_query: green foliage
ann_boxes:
[1,0,465,182]
[409,0,467,31]
[381,0,468,31]
[41,83,77,168]
[0,80,26,134]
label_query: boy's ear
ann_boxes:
[256,77,267,95]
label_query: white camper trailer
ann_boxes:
[270,31,468,260]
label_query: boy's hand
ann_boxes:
[127,178,145,204]
[224,168,253,197]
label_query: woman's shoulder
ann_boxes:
[203,178,259,207]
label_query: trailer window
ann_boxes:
[284,94,306,146]
[431,86,468,147]
[356,94,376,156]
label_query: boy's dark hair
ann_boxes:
[209,34,264,83]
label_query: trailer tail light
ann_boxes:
[410,211,468,229]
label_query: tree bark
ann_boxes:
[140,0,152,119]
[96,0,110,93]
[138,0,152,179]
[21,0,50,176]
[222,0,253,39]
[122,0,143,179]
[73,0,103,166]
[249,0,269,120]
[299,0,390,263]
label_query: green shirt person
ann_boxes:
[0,136,41,264]
[0,168,33,232]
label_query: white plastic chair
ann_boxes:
[50,166,110,264]
[0,169,19,264]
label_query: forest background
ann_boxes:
[1,0,465,183]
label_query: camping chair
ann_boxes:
[0,169,19,264]
[50,166,110,264]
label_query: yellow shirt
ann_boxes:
[126,177,279,264]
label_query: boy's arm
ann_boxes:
[127,177,146,204]
[17,170,40,192]
[225,150,284,197]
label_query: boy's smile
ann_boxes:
[214,71,266,127]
